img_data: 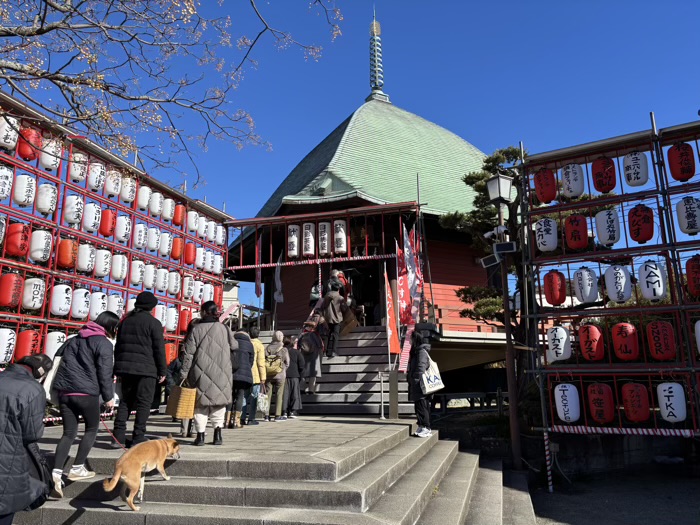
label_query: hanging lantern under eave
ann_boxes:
[203,250,214,273]
[159,232,173,257]
[5,223,30,258]
[184,243,196,265]
[213,254,223,275]
[165,307,179,332]
[173,204,186,226]
[604,265,632,303]
[70,288,90,320]
[546,326,572,363]
[111,253,128,282]
[621,383,650,423]
[154,305,166,327]
[130,259,145,285]
[623,151,649,187]
[215,225,226,246]
[333,219,348,254]
[114,215,131,244]
[48,284,72,317]
[572,266,598,304]
[69,152,88,183]
[107,294,124,317]
[104,169,122,198]
[155,268,169,292]
[543,270,566,306]
[533,168,557,204]
[13,174,36,207]
[187,210,199,232]
[646,320,676,361]
[591,156,616,193]
[120,176,137,203]
[676,196,700,235]
[535,218,558,252]
[87,160,106,192]
[89,292,107,321]
[149,192,164,217]
[82,202,101,233]
[182,276,195,300]
[657,382,687,422]
[64,194,84,225]
[0,115,19,150]
[0,327,15,364]
[554,383,580,423]
[162,198,176,221]
[171,237,184,261]
[0,164,13,200]
[21,277,45,311]
[126,297,136,313]
[76,243,96,273]
[132,223,147,249]
[29,229,52,263]
[44,331,66,360]
[39,136,62,171]
[587,383,615,425]
[302,223,316,257]
[668,142,696,182]
[137,185,152,211]
[560,163,585,198]
[579,324,605,361]
[36,184,58,216]
[595,209,620,247]
[612,322,639,361]
[197,217,208,239]
[206,220,216,243]
[17,126,41,161]
[94,248,111,278]
[628,204,654,244]
[167,271,181,296]
[179,308,192,333]
[638,260,667,301]
[287,224,300,258]
[99,209,116,238]
[146,227,161,252]
[213,285,223,306]
[318,222,331,256]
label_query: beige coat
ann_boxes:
[251,337,266,384]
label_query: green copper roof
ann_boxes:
[257,98,485,218]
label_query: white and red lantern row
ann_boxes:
[286,219,348,258]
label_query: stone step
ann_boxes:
[316,373,395,383]
[311,382,408,393]
[313,354,390,364]
[301,392,409,404]
[299,403,415,416]
[502,470,537,525]
[464,456,503,525]
[415,451,480,525]
[321,363,393,373]
[366,440,459,525]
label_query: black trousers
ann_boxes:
[415,397,431,429]
[113,375,156,444]
[0,513,13,525]
[54,395,101,470]
[326,323,341,357]
[230,380,250,412]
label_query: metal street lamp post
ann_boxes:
[485,172,523,470]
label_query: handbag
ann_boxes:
[25,442,53,510]
[165,380,197,419]
[420,356,445,395]
[257,392,270,415]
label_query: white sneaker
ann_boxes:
[67,464,96,481]
[413,426,425,437]
[51,470,64,498]
[417,428,433,438]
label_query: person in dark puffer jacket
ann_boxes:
[112,291,166,447]
[227,330,254,428]
[50,311,119,497]
[283,336,305,419]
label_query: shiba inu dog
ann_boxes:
[103,437,180,511]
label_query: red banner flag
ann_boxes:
[385,271,401,355]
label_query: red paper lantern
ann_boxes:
[591,156,616,193]
[57,238,78,269]
[5,223,30,257]
[173,204,186,226]
[184,242,196,265]
[543,270,566,306]
[564,214,588,251]
[587,383,615,425]
[534,168,557,204]
[612,322,639,361]
[578,324,604,361]
[99,209,116,238]
[667,142,696,182]
[213,285,223,306]
[0,272,23,308]
[171,237,184,261]
[15,328,40,361]
[645,320,676,361]
[621,383,650,423]
[165,343,177,366]
[686,255,700,297]
[17,127,41,161]
[179,308,192,333]
[628,204,654,244]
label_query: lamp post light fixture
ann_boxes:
[486,172,514,206]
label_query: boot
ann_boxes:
[213,427,223,445]
[233,411,242,428]
[224,411,232,429]
[193,432,206,446]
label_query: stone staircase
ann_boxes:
[14,415,535,525]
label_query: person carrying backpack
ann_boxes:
[262,331,289,422]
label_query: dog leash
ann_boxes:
[100,414,128,451]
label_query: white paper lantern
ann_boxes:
[215,224,226,246]
[183,275,194,300]
[50,284,72,316]
[0,216,6,246]
[44,331,66,360]
[115,215,131,243]
[197,217,208,239]
[64,195,84,225]
[13,174,35,207]
[203,250,214,273]
[130,259,145,285]
[302,223,315,257]
[94,249,112,278]
[132,223,147,249]
[0,164,13,200]
[572,266,598,304]
[676,196,700,235]
[77,243,96,273]
[159,232,172,257]
[554,384,580,423]
[193,280,204,304]
[162,199,175,221]
[187,211,199,232]
[70,288,90,320]
[213,254,223,275]
[22,277,45,311]
[87,160,106,191]
[36,184,58,215]
[126,297,136,313]
[155,268,168,292]
[205,220,216,243]
[287,224,300,258]
[69,151,88,183]
[143,264,156,289]
[81,202,101,233]
[657,383,686,423]
[195,247,205,269]
[167,271,181,296]
[623,151,649,187]
[39,137,62,171]
[202,283,214,303]
[0,328,16,364]
[0,115,19,150]
[604,265,632,303]
[104,169,122,198]
[165,307,179,332]
[146,227,161,252]
[560,164,585,198]
[29,229,52,263]
[638,260,666,302]
[107,294,124,317]
[108,253,126,281]
[535,218,558,252]
[89,291,107,321]
[333,220,347,254]
[120,176,137,203]
[137,185,152,211]
[154,304,167,327]
[595,209,620,246]
[149,192,164,217]
[547,326,572,362]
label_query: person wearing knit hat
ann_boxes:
[112,291,167,447]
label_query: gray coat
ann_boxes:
[181,319,235,407]
[321,290,346,324]
[265,331,290,385]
